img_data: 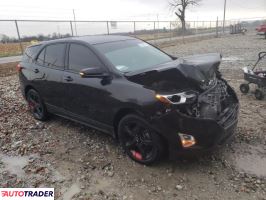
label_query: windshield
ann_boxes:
[94,40,173,73]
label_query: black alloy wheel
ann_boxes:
[118,114,164,165]
[26,89,48,121]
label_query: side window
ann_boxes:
[68,44,103,72]
[44,44,66,69]
[36,48,45,66]
[22,45,41,63]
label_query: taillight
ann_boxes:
[16,64,23,72]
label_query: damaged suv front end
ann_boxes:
[126,53,239,159]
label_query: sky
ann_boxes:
[0,0,265,37]
[0,0,265,21]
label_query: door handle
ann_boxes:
[34,69,39,73]
[64,76,73,82]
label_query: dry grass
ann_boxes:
[0,42,30,57]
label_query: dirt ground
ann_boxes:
[0,62,18,77]
[0,32,266,200]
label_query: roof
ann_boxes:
[26,35,136,49]
[73,35,135,44]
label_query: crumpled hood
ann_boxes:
[178,53,222,85]
[126,53,222,93]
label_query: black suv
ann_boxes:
[18,35,239,164]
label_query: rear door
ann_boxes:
[62,43,110,125]
[32,43,67,109]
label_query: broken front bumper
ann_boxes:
[151,103,239,160]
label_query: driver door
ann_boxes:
[62,43,110,125]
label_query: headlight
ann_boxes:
[179,133,196,148]
[155,91,197,105]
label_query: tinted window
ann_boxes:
[22,45,41,63]
[68,44,102,72]
[94,40,172,73]
[44,43,66,69]
[36,48,45,65]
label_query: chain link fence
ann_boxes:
[0,18,264,57]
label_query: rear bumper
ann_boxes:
[151,103,239,160]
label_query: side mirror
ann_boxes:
[79,67,109,78]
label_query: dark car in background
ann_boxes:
[18,35,239,164]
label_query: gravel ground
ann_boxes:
[0,32,266,200]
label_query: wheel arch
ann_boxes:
[113,107,144,138]
[112,108,168,154]
[24,85,37,97]
[114,108,169,163]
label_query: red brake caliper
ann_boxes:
[131,150,143,160]
[28,102,34,109]
[28,99,36,110]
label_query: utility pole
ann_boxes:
[73,9,78,36]
[223,0,227,33]
[216,16,219,38]
[57,25,61,38]
[15,20,23,54]
[157,14,159,41]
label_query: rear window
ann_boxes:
[22,45,41,63]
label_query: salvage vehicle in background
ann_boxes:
[240,51,266,100]
[256,24,266,39]
[18,35,239,165]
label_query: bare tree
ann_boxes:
[169,0,201,31]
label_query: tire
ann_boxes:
[255,89,264,100]
[118,114,165,165]
[240,83,249,94]
[26,89,48,121]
